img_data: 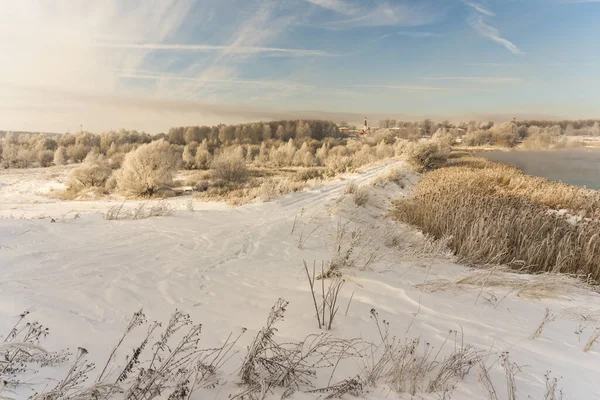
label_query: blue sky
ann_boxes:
[0,0,599,132]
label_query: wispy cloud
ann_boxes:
[94,42,331,56]
[307,0,443,28]
[114,71,316,91]
[470,16,524,54]
[461,1,523,55]
[348,84,451,91]
[394,31,442,38]
[333,3,441,28]
[462,1,495,16]
[422,76,520,83]
[303,0,356,15]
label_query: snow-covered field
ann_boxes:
[1,161,599,399]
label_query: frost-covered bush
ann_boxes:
[182,145,195,169]
[405,141,449,172]
[269,140,297,167]
[116,140,181,197]
[195,149,212,170]
[66,143,90,163]
[38,150,54,167]
[67,153,112,191]
[211,147,248,183]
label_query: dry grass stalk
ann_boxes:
[583,322,600,352]
[500,352,519,400]
[304,261,345,330]
[237,298,359,399]
[344,183,357,195]
[306,377,363,399]
[24,309,242,400]
[320,219,382,278]
[478,361,499,400]
[361,309,480,397]
[1,312,68,393]
[531,308,556,339]
[544,371,564,400]
[105,201,174,220]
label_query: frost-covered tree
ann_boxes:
[262,124,272,141]
[116,140,181,197]
[53,147,65,166]
[182,145,194,169]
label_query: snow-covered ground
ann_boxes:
[1,161,599,399]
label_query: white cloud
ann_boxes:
[94,42,330,56]
[470,16,523,55]
[462,1,495,16]
[331,2,442,28]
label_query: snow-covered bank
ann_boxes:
[1,160,599,399]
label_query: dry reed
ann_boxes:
[393,159,600,283]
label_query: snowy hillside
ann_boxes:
[1,160,599,399]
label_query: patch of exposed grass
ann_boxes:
[393,157,600,282]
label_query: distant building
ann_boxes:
[362,117,370,134]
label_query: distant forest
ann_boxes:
[165,120,340,146]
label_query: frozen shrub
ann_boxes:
[116,140,181,197]
[463,130,492,146]
[315,143,329,166]
[195,149,212,170]
[211,148,248,183]
[269,140,297,167]
[372,129,396,145]
[107,152,125,169]
[257,177,305,202]
[38,150,54,167]
[375,141,394,159]
[521,129,577,150]
[67,153,112,191]
[258,142,269,164]
[246,144,260,163]
[296,168,324,181]
[346,139,363,153]
[325,154,353,175]
[394,140,408,156]
[182,145,195,169]
[293,142,314,167]
[66,143,89,163]
[432,128,456,149]
[353,186,369,206]
[405,141,449,172]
